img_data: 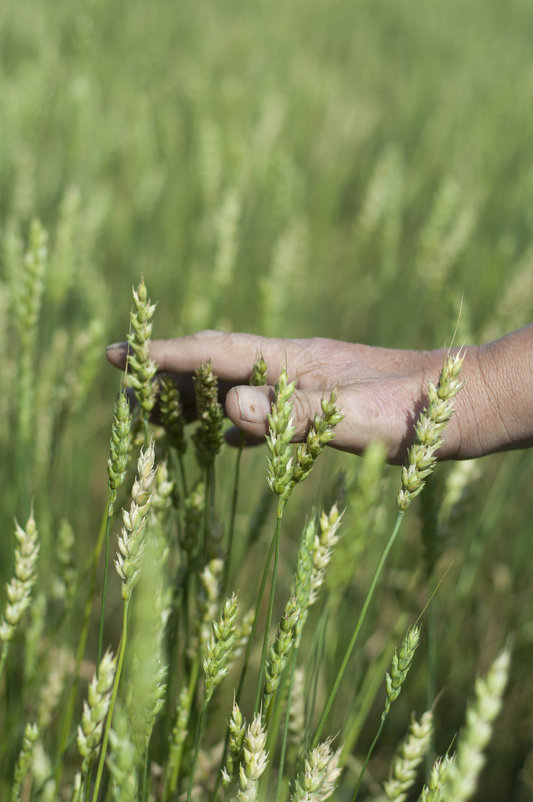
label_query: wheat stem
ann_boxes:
[255,499,285,714]
[91,601,130,802]
[55,500,110,788]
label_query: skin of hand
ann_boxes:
[105,325,533,464]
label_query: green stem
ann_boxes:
[312,511,405,748]
[84,767,92,801]
[177,452,188,499]
[425,600,436,778]
[0,643,9,686]
[421,477,438,779]
[274,647,299,802]
[141,745,149,802]
[56,500,110,788]
[97,514,112,669]
[225,435,244,591]
[351,714,387,802]
[91,600,130,802]
[255,499,284,713]
[202,466,211,560]
[185,699,208,802]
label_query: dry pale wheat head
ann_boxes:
[167,685,190,774]
[115,441,156,601]
[0,512,39,643]
[418,756,453,802]
[309,504,344,606]
[290,738,342,801]
[442,648,510,802]
[384,710,434,801]
[222,698,246,790]
[77,648,117,773]
[107,707,138,802]
[11,722,39,802]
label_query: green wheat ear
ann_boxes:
[126,277,157,422]
[266,365,296,503]
[398,351,464,510]
[193,359,224,468]
[290,738,342,802]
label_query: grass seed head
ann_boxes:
[309,504,344,606]
[266,365,296,502]
[250,353,268,386]
[444,648,510,802]
[397,351,465,511]
[168,686,190,769]
[158,374,187,455]
[0,513,39,643]
[222,698,246,790]
[115,441,156,601]
[291,738,342,801]
[11,722,39,802]
[126,277,157,417]
[292,387,343,486]
[107,391,133,515]
[77,649,117,773]
[263,596,300,716]
[384,626,421,715]
[384,710,434,801]
[204,592,239,702]
[193,359,224,468]
[419,755,453,801]
[107,707,138,802]
[237,714,268,801]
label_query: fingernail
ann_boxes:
[235,387,271,423]
[106,342,127,352]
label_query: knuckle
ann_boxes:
[290,392,315,440]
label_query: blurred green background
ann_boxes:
[1,0,533,798]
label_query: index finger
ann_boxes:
[107,330,308,384]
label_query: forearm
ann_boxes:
[449,324,533,459]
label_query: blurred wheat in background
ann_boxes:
[1,0,532,799]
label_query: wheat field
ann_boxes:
[1,0,533,799]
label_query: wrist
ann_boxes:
[443,327,533,459]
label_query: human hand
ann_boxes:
[106,327,533,463]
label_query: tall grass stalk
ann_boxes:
[226,354,268,592]
[91,602,130,802]
[55,500,111,788]
[254,498,286,713]
[91,442,155,801]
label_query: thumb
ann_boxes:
[225,384,352,449]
